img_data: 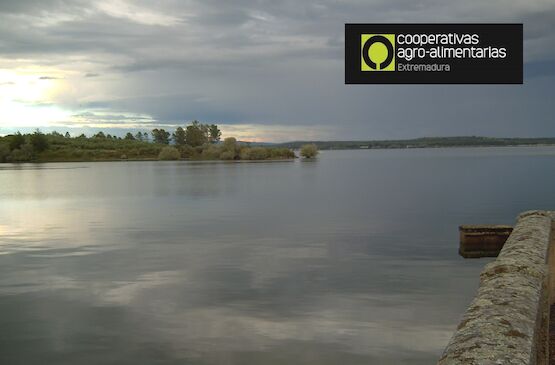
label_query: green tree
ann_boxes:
[9,132,25,151]
[94,131,106,139]
[135,131,143,141]
[30,130,49,152]
[64,132,71,138]
[124,132,135,140]
[208,124,222,143]
[185,121,208,147]
[200,124,209,140]
[300,144,318,158]
[151,129,170,144]
[172,127,186,146]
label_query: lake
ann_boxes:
[1,147,555,365]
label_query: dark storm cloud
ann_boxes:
[526,60,555,79]
[0,0,554,139]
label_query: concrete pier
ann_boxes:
[459,224,513,258]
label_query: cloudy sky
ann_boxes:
[0,0,553,141]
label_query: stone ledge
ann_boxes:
[438,211,553,365]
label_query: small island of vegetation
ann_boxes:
[0,121,296,163]
[300,144,319,158]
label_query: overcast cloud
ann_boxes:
[0,0,554,141]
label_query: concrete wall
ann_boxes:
[438,211,553,365]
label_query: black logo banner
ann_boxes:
[345,24,523,84]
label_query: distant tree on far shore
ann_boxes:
[185,121,208,147]
[30,130,48,152]
[300,144,318,158]
[124,132,135,140]
[209,124,221,143]
[151,129,170,144]
[9,132,25,151]
[173,127,186,146]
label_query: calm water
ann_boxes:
[1,147,555,365]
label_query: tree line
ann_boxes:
[150,121,221,146]
[0,121,306,162]
[88,120,221,147]
[0,121,222,162]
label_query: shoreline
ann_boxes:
[2,144,555,164]
[310,143,555,151]
[0,158,297,164]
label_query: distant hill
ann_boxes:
[275,136,555,150]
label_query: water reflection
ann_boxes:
[1,148,555,364]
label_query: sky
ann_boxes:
[0,0,553,142]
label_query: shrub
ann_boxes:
[220,151,235,160]
[158,146,180,160]
[244,147,269,160]
[201,144,221,159]
[71,149,84,158]
[138,146,159,156]
[30,131,49,152]
[127,148,139,158]
[239,148,251,160]
[194,146,204,155]
[223,137,237,148]
[300,144,318,158]
[8,133,25,151]
[8,144,34,162]
[221,137,239,158]
[0,143,9,162]
[270,147,295,159]
[179,145,196,158]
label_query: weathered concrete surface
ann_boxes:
[459,225,514,258]
[438,211,553,365]
[548,222,555,365]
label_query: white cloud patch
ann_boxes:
[96,0,182,26]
